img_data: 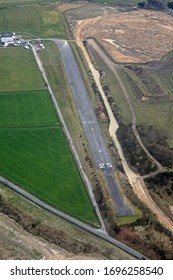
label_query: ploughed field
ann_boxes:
[0,48,98,225]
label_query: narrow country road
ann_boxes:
[0,175,145,260]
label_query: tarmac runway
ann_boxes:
[56,40,133,216]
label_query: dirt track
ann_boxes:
[75,9,173,63]
[74,22,173,235]
[0,213,104,260]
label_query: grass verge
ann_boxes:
[117,207,142,225]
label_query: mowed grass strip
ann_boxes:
[0,4,67,38]
[0,48,44,91]
[0,126,98,224]
[0,90,59,127]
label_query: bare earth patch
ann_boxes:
[170,206,173,215]
[0,213,104,260]
[75,9,173,63]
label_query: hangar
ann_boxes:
[1,37,14,46]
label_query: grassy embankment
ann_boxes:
[0,46,98,225]
[118,67,173,147]
[87,42,173,148]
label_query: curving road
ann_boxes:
[55,39,133,216]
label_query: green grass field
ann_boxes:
[0,48,44,91]
[118,68,173,147]
[0,45,98,225]
[0,90,59,127]
[0,88,98,224]
[0,4,67,38]
[0,0,57,5]
[0,126,97,223]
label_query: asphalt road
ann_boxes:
[0,175,147,259]
[55,40,133,216]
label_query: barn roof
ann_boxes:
[1,37,14,43]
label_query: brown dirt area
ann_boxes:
[0,213,102,260]
[75,9,173,63]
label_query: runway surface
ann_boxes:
[56,40,133,216]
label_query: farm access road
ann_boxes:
[74,26,173,234]
[55,39,133,217]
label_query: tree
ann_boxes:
[146,0,166,10]
[167,2,173,9]
[138,1,146,8]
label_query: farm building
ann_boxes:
[1,37,14,46]
[0,32,15,46]
[1,32,13,37]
